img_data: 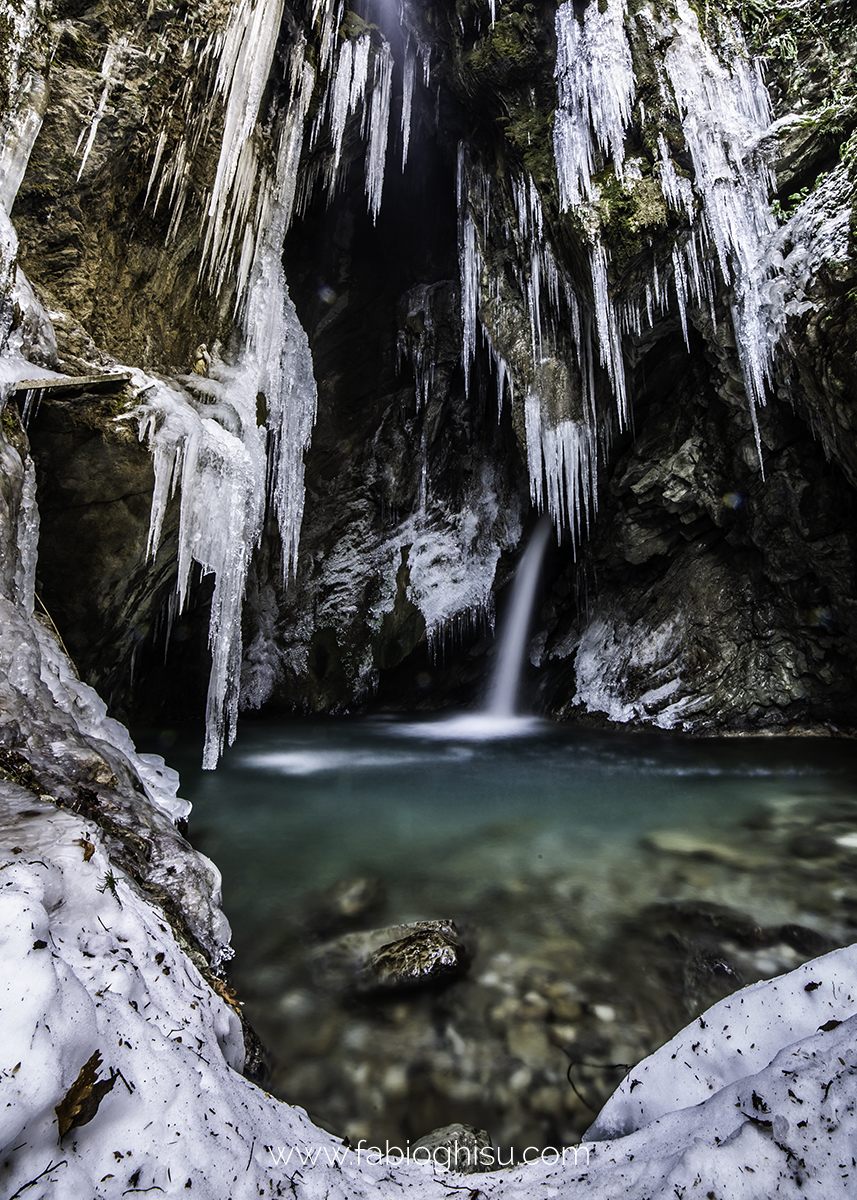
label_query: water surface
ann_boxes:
[146,717,856,941]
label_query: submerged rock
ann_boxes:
[303,876,386,936]
[643,829,771,870]
[309,919,469,994]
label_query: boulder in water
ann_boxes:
[308,919,469,994]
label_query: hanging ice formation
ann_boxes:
[551,0,780,465]
[137,0,435,763]
[138,0,321,768]
[554,0,636,211]
[458,148,602,552]
[662,0,779,459]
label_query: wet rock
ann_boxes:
[411,1122,493,1173]
[777,924,838,957]
[506,1021,556,1071]
[643,829,771,870]
[309,919,469,995]
[303,876,386,936]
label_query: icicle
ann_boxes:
[589,238,628,428]
[554,0,635,210]
[76,40,128,181]
[672,243,690,348]
[0,71,49,212]
[401,38,415,170]
[661,0,778,460]
[365,40,393,223]
[418,40,432,87]
[13,452,38,616]
[329,37,354,177]
[460,213,480,399]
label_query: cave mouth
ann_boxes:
[137,715,857,1157]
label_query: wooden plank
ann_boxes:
[13,372,133,398]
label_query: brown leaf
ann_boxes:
[55,1050,116,1139]
[207,973,242,1013]
[74,838,95,863]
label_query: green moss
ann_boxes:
[1,403,20,437]
[592,166,670,275]
[340,10,380,41]
[466,9,547,83]
[502,103,556,193]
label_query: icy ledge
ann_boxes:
[1,775,856,1198]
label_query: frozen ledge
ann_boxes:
[1,763,856,1198]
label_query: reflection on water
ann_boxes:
[140,718,857,1153]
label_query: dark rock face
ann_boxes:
[22,391,211,723]
[536,334,857,730]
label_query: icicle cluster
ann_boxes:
[524,393,597,549]
[552,0,780,464]
[137,3,321,767]
[554,0,635,210]
[457,146,606,548]
[137,0,446,763]
[303,3,424,225]
[138,381,266,768]
[663,0,778,458]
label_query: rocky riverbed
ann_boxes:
[228,776,857,1158]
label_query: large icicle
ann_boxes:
[401,39,416,171]
[199,0,287,291]
[364,40,393,223]
[0,71,49,212]
[138,18,318,768]
[137,382,266,769]
[660,0,778,456]
[589,237,628,428]
[554,0,636,210]
[75,40,129,181]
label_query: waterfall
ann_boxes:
[486,518,551,717]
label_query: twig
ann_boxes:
[34,593,75,666]
[8,1159,67,1200]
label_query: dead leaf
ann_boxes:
[55,1050,116,1139]
[74,838,95,862]
[207,973,242,1013]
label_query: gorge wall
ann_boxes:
[2,0,856,754]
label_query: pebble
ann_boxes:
[411,1123,493,1173]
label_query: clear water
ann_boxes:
[142,716,856,944]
